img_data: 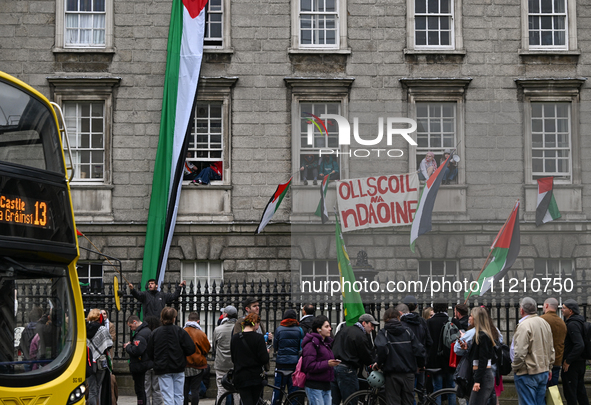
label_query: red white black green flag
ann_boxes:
[536,177,561,226]
[470,201,521,297]
[255,178,292,234]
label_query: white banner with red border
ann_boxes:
[337,173,419,232]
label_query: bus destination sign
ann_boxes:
[0,194,51,229]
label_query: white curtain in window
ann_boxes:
[93,14,105,44]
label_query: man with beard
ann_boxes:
[129,279,186,318]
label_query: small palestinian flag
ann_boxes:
[314,173,330,224]
[410,151,453,252]
[76,229,83,237]
[255,177,292,234]
[536,177,561,226]
[468,201,521,298]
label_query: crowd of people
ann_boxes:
[86,285,589,405]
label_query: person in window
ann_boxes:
[300,154,319,185]
[319,155,339,181]
[183,152,199,181]
[418,152,438,180]
[440,149,458,185]
[192,161,222,185]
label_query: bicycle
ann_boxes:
[216,370,309,405]
[342,368,457,405]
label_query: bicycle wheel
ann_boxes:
[343,389,386,405]
[422,388,458,405]
[284,390,309,405]
[217,390,244,405]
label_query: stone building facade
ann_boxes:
[2,0,591,311]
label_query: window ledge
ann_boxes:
[203,48,234,54]
[404,48,466,55]
[288,48,352,55]
[70,183,114,190]
[53,47,116,54]
[182,183,232,190]
[518,49,581,56]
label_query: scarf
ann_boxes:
[88,325,113,361]
[184,321,203,331]
[280,319,299,327]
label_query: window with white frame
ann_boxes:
[188,102,223,174]
[300,0,338,47]
[301,260,340,286]
[182,261,223,293]
[418,260,458,279]
[77,262,103,293]
[520,0,577,53]
[204,0,223,48]
[414,0,453,48]
[65,0,105,47]
[299,102,341,182]
[531,102,571,181]
[286,78,353,186]
[528,0,567,49]
[63,101,105,181]
[534,258,573,277]
[415,102,456,179]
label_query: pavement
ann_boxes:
[117,397,217,405]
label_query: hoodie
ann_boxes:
[564,314,586,366]
[401,312,432,353]
[375,319,426,374]
[301,333,335,386]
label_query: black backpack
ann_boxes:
[495,343,512,376]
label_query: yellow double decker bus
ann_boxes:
[0,71,86,404]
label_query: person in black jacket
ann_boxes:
[375,308,426,405]
[147,307,196,405]
[452,304,470,332]
[561,300,590,405]
[124,315,153,405]
[231,313,270,405]
[300,304,315,334]
[426,302,456,405]
[331,313,377,405]
[398,302,432,405]
[129,278,186,318]
[467,307,496,405]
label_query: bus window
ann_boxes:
[0,81,65,175]
[0,258,75,380]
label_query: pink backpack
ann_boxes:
[292,357,306,388]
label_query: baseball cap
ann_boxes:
[358,314,379,326]
[223,305,237,317]
[402,295,418,306]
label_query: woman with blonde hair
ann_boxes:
[468,307,496,405]
[86,308,113,405]
[419,152,438,180]
[422,306,434,320]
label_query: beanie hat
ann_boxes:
[283,309,297,320]
[563,299,580,315]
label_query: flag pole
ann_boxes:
[463,199,519,304]
[79,231,132,285]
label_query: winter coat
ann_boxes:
[213,318,236,372]
[184,324,211,369]
[131,286,182,318]
[375,319,425,374]
[541,311,567,365]
[299,316,314,335]
[564,314,586,366]
[147,324,195,375]
[230,331,270,388]
[332,324,375,370]
[301,333,335,383]
[125,322,153,374]
[511,314,555,376]
[274,320,304,368]
[401,312,432,354]
[426,312,453,371]
[452,316,469,332]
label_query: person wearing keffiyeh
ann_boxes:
[87,308,114,405]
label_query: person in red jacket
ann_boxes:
[183,313,211,405]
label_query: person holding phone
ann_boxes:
[301,315,340,405]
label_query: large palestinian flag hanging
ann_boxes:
[142,0,207,289]
[470,201,521,297]
[536,177,561,226]
[410,152,453,252]
[255,178,292,234]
